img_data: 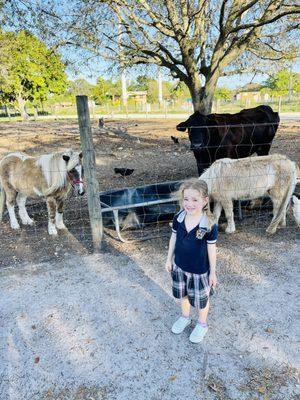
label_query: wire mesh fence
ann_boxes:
[0,117,299,266]
[1,96,299,120]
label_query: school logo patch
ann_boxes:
[196,228,206,240]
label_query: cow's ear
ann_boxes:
[79,152,83,159]
[63,155,70,162]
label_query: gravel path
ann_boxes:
[0,229,299,400]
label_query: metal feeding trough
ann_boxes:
[99,179,283,242]
[99,180,182,242]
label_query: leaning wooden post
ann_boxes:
[76,95,103,251]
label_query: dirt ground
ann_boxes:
[0,118,299,266]
[0,118,299,400]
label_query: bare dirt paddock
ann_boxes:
[0,119,299,400]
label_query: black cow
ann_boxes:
[176,105,279,175]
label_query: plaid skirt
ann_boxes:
[171,264,213,309]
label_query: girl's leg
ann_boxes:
[172,297,192,334]
[198,300,209,324]
[181,296,191,317]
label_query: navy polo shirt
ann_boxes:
[172,210,218,274]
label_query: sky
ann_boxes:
[70,69,265,89]
[4,1,299,92]
[219,61,300,89]
[68,56,300,91]
[69,68,298,91]
[67,63,267,90]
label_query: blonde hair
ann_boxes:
[177,178,214,230]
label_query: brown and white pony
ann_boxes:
[200,154,298,234]
[0,149,84,235]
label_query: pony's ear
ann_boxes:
[63,155,70,162]
[79,152,83,159]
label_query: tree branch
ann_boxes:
[219,0,228,37]
[180,0,189,33]
[248,49,292,61]
[136,0,176,37]
[227,6,300,35]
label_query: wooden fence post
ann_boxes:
[76,95,103,251]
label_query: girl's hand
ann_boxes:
[165,259,173,273]
[209,272,217,288]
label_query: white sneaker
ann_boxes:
[171,316,192,334]
[189,323,208,343]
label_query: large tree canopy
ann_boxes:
[3,1,300,113]
[0,30,67,118]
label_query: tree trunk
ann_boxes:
[4,105,10,119]
[17,95,29,120]
[188,73,219,115]
[187,74,202,112]
[200,84,216,114]
[34,106,38,120]
[157,68,163,109]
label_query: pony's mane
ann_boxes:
[36,150,79,195]
[2,152,31,162]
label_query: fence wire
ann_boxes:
[0,120,298,260]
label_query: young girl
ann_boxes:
[165,178,218,343]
